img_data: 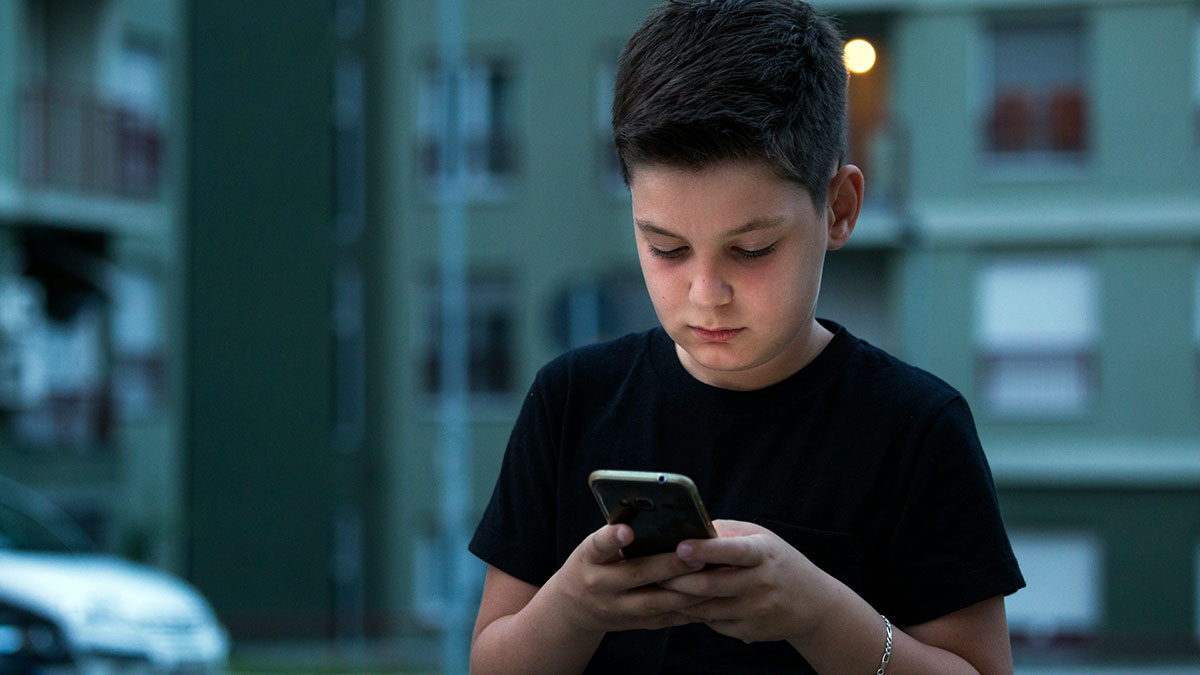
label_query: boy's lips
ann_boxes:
[692,326,743,342]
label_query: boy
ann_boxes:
[469,1,1024,673]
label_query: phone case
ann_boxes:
[588,470,716,558]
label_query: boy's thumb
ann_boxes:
[584,523,631,563]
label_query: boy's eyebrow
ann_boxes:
[634,220,681,238]
[635,217,787,239]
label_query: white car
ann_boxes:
[0,476,229,674]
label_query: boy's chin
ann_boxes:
[677,343,760,379]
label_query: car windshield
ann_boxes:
[0,502,77,553]
[0,476,95,553]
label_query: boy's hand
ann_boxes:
[656,520,838,644]
[543,522,709,636]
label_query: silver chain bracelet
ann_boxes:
[877,614,893,675]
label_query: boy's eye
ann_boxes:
[734,243,776,259]
[649,245,688,259]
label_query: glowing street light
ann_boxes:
[844,38,876,74]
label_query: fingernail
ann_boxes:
[615,526,631,546]
[677,542,703,569]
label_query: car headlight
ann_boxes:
[0,620,68,662]
[25,622,64,658]
[0,624,21,655]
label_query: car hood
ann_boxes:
[0,551,208,614]
[0,550,228,663]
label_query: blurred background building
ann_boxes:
[0,0,182,573]
[1,0,1198,672]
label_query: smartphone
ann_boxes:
[588,470,717,558]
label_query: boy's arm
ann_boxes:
[471,565,601,675]
[904,596,1013,674]
[470,523,707,675]
[787,581,1011,675]
[660,520,1013,675]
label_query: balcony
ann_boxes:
[20,85,163,201]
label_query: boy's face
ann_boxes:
[630,160,856,391]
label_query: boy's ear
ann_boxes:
[824,165,863,251]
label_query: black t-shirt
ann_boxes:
[470,322,1024,674]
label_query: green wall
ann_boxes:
[185,0,338,640]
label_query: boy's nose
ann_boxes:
[688,264,733,308]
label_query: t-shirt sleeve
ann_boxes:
[468,368,563,587]
[881,396,1025,626]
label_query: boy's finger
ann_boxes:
[676,535,765,568]
[657,566,744,598]
[622,585,708,619]
[676,596,739,622]
[711,519,764,538]
[581,523,632,563]
[618,550,705,588]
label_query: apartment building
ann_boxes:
[857,0,1200,655]
[0,0,184,569]
[376,0,1200,663]
[6,0,1198,667]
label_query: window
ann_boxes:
[984,17,1087,160]
[416,59,517,194]
[842,24,902,207]
[548,272,658,350]
[975,258,1099,417]
[1007,530,1103,651]
[421,274,515,398]
[0,229,170,449]
[19,4,163,199]
[116,41,165,197]
[1,228,115,451]
[109,267,166,421]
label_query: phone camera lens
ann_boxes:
[657,474,666,484]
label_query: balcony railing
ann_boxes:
[20,85,163,200]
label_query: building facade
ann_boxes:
[4,0,1199,669]
[377,0,1200,664]
[0,0,185,570]
[847,0,1200,655]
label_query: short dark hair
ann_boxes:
[612,0,847,205]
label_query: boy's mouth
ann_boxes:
[692,326,743,342]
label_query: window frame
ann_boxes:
[1006,529,1104,654]
[415,56,519,198]
[974,255,1101,420]
[417,270,518,410]
[979,13,1091,172]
